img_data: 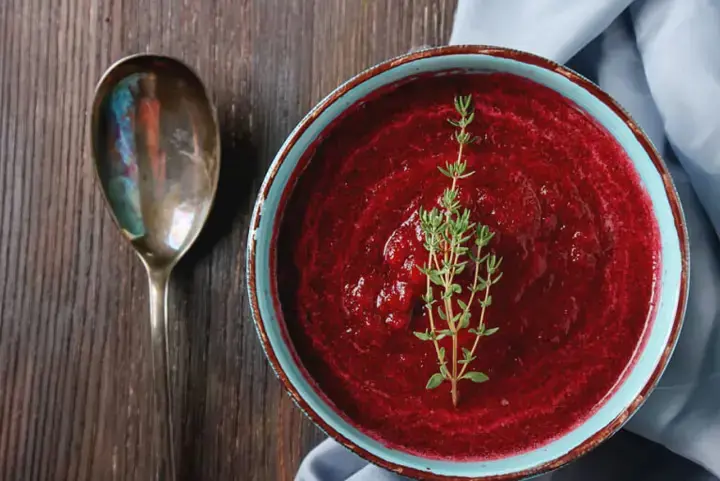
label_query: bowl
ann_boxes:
[247,46,689,480]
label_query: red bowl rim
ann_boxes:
[246,45,690,480]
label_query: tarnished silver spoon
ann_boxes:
[90,54,220,480]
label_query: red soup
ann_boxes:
[277,73,660,459]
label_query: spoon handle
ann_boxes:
[147,268,177,481]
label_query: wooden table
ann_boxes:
[0,1,456,479]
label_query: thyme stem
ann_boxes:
[414,95,504,407]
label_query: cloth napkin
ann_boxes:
[297,1,720,479]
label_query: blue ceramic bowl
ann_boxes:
[247,46,689,480]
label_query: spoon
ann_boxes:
[89,54,220,480]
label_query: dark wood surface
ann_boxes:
[0,1,456,480]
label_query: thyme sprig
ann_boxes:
[414,95,503,407]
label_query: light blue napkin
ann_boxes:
[297,1,720,479]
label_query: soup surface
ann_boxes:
[277,73,659,459]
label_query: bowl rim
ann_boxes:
[246,45,690,480]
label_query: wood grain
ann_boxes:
[0,1,456,480]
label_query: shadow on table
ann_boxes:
[172,117,259,481]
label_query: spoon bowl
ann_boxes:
[90,54,220,480]
[91,54,220,266]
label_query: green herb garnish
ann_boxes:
[415,95,503,407]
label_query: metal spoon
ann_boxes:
[89,54,220,480]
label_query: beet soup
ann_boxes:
[276,73,660,459]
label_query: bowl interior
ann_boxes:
[249,49,686,478]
